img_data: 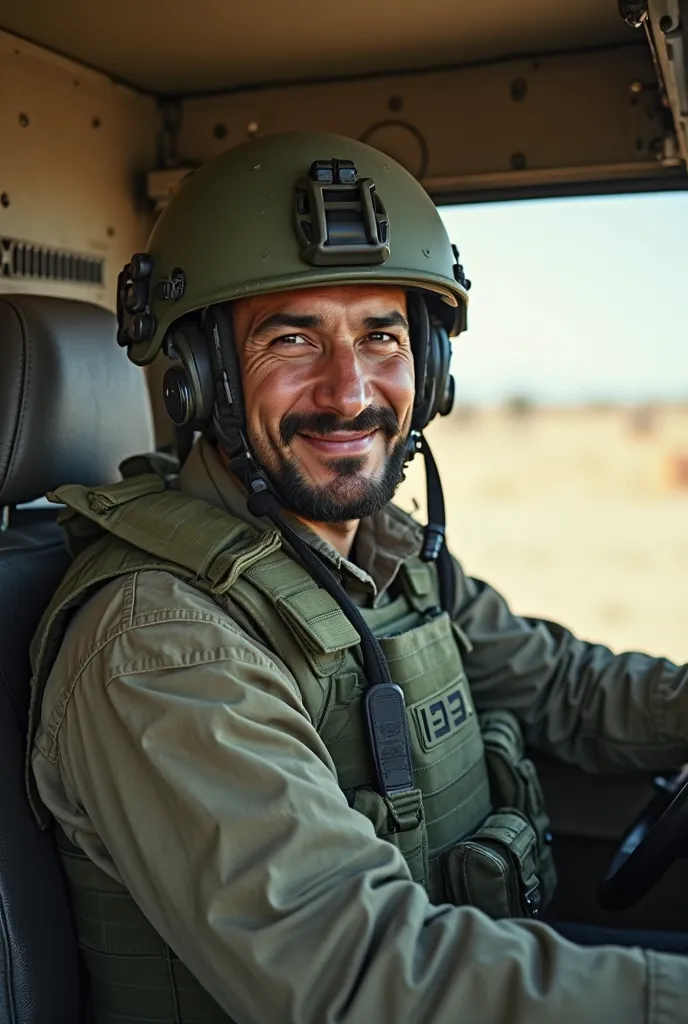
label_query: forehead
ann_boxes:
[232,283,407,330]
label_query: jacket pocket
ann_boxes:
[443,809,541,918]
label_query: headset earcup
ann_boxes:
[408,291,433,431]
[430,321,455,418]
[162,320,214,427]
[409,293,456,429]
[163,365,195,426]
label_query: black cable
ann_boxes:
[437,542,457,617]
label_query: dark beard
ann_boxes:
[251,406,409,523]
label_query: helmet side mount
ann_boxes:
[117,256,187,349]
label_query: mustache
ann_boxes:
[279,406,400,446]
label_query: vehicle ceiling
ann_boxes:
[0,0,631,95]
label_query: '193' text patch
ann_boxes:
[411,679,472,751]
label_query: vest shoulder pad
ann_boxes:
[52,475,282,593]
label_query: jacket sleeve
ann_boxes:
[34,574,688,1024]
[451,557,688,773]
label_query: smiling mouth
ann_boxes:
[297,429,378,456]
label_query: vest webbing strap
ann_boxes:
[386,787,423,832]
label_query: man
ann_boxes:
[29,132,688,1023]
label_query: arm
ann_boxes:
[35,571,688,1024]
[452,557,688,773]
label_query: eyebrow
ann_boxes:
[252,312,323,337]
[363,311,409,332]
[251,308,410,338]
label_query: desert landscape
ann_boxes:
[395,403,688,664]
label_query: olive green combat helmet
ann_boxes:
[117,131,470,369]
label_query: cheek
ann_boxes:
[376,358,415,422]
[243,362,307,435]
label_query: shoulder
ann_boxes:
[40,569,301,739]
[33,569,332,851]
[63,569,256,671]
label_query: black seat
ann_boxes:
[0,294,155,1024]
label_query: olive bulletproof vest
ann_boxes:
[29,465,557,1024]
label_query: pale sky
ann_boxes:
[439,191,688,405]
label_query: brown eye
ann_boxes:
[271,334,308,347]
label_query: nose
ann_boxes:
[312,344,371,420]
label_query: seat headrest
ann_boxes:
[0,295,155,506]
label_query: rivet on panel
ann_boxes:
[18,113,29,128]
[509,79,528,102]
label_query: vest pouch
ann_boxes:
[351,788,429,888]
[443,809,541,919]
[479,709,557,909]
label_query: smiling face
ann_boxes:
[232,284,416,524]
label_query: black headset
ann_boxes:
[161,291,455,444]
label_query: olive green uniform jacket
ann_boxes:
[32,439,688,1023]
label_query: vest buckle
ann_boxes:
[385,788,424,834]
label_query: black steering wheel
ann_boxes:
[597,766,688,911]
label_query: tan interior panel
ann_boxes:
[0,0,633,95]
[0,30,156,307]
[178,45,678,196]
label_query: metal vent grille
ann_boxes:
[0,237,104,285]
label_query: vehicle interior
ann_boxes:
[1,1,688,1020]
